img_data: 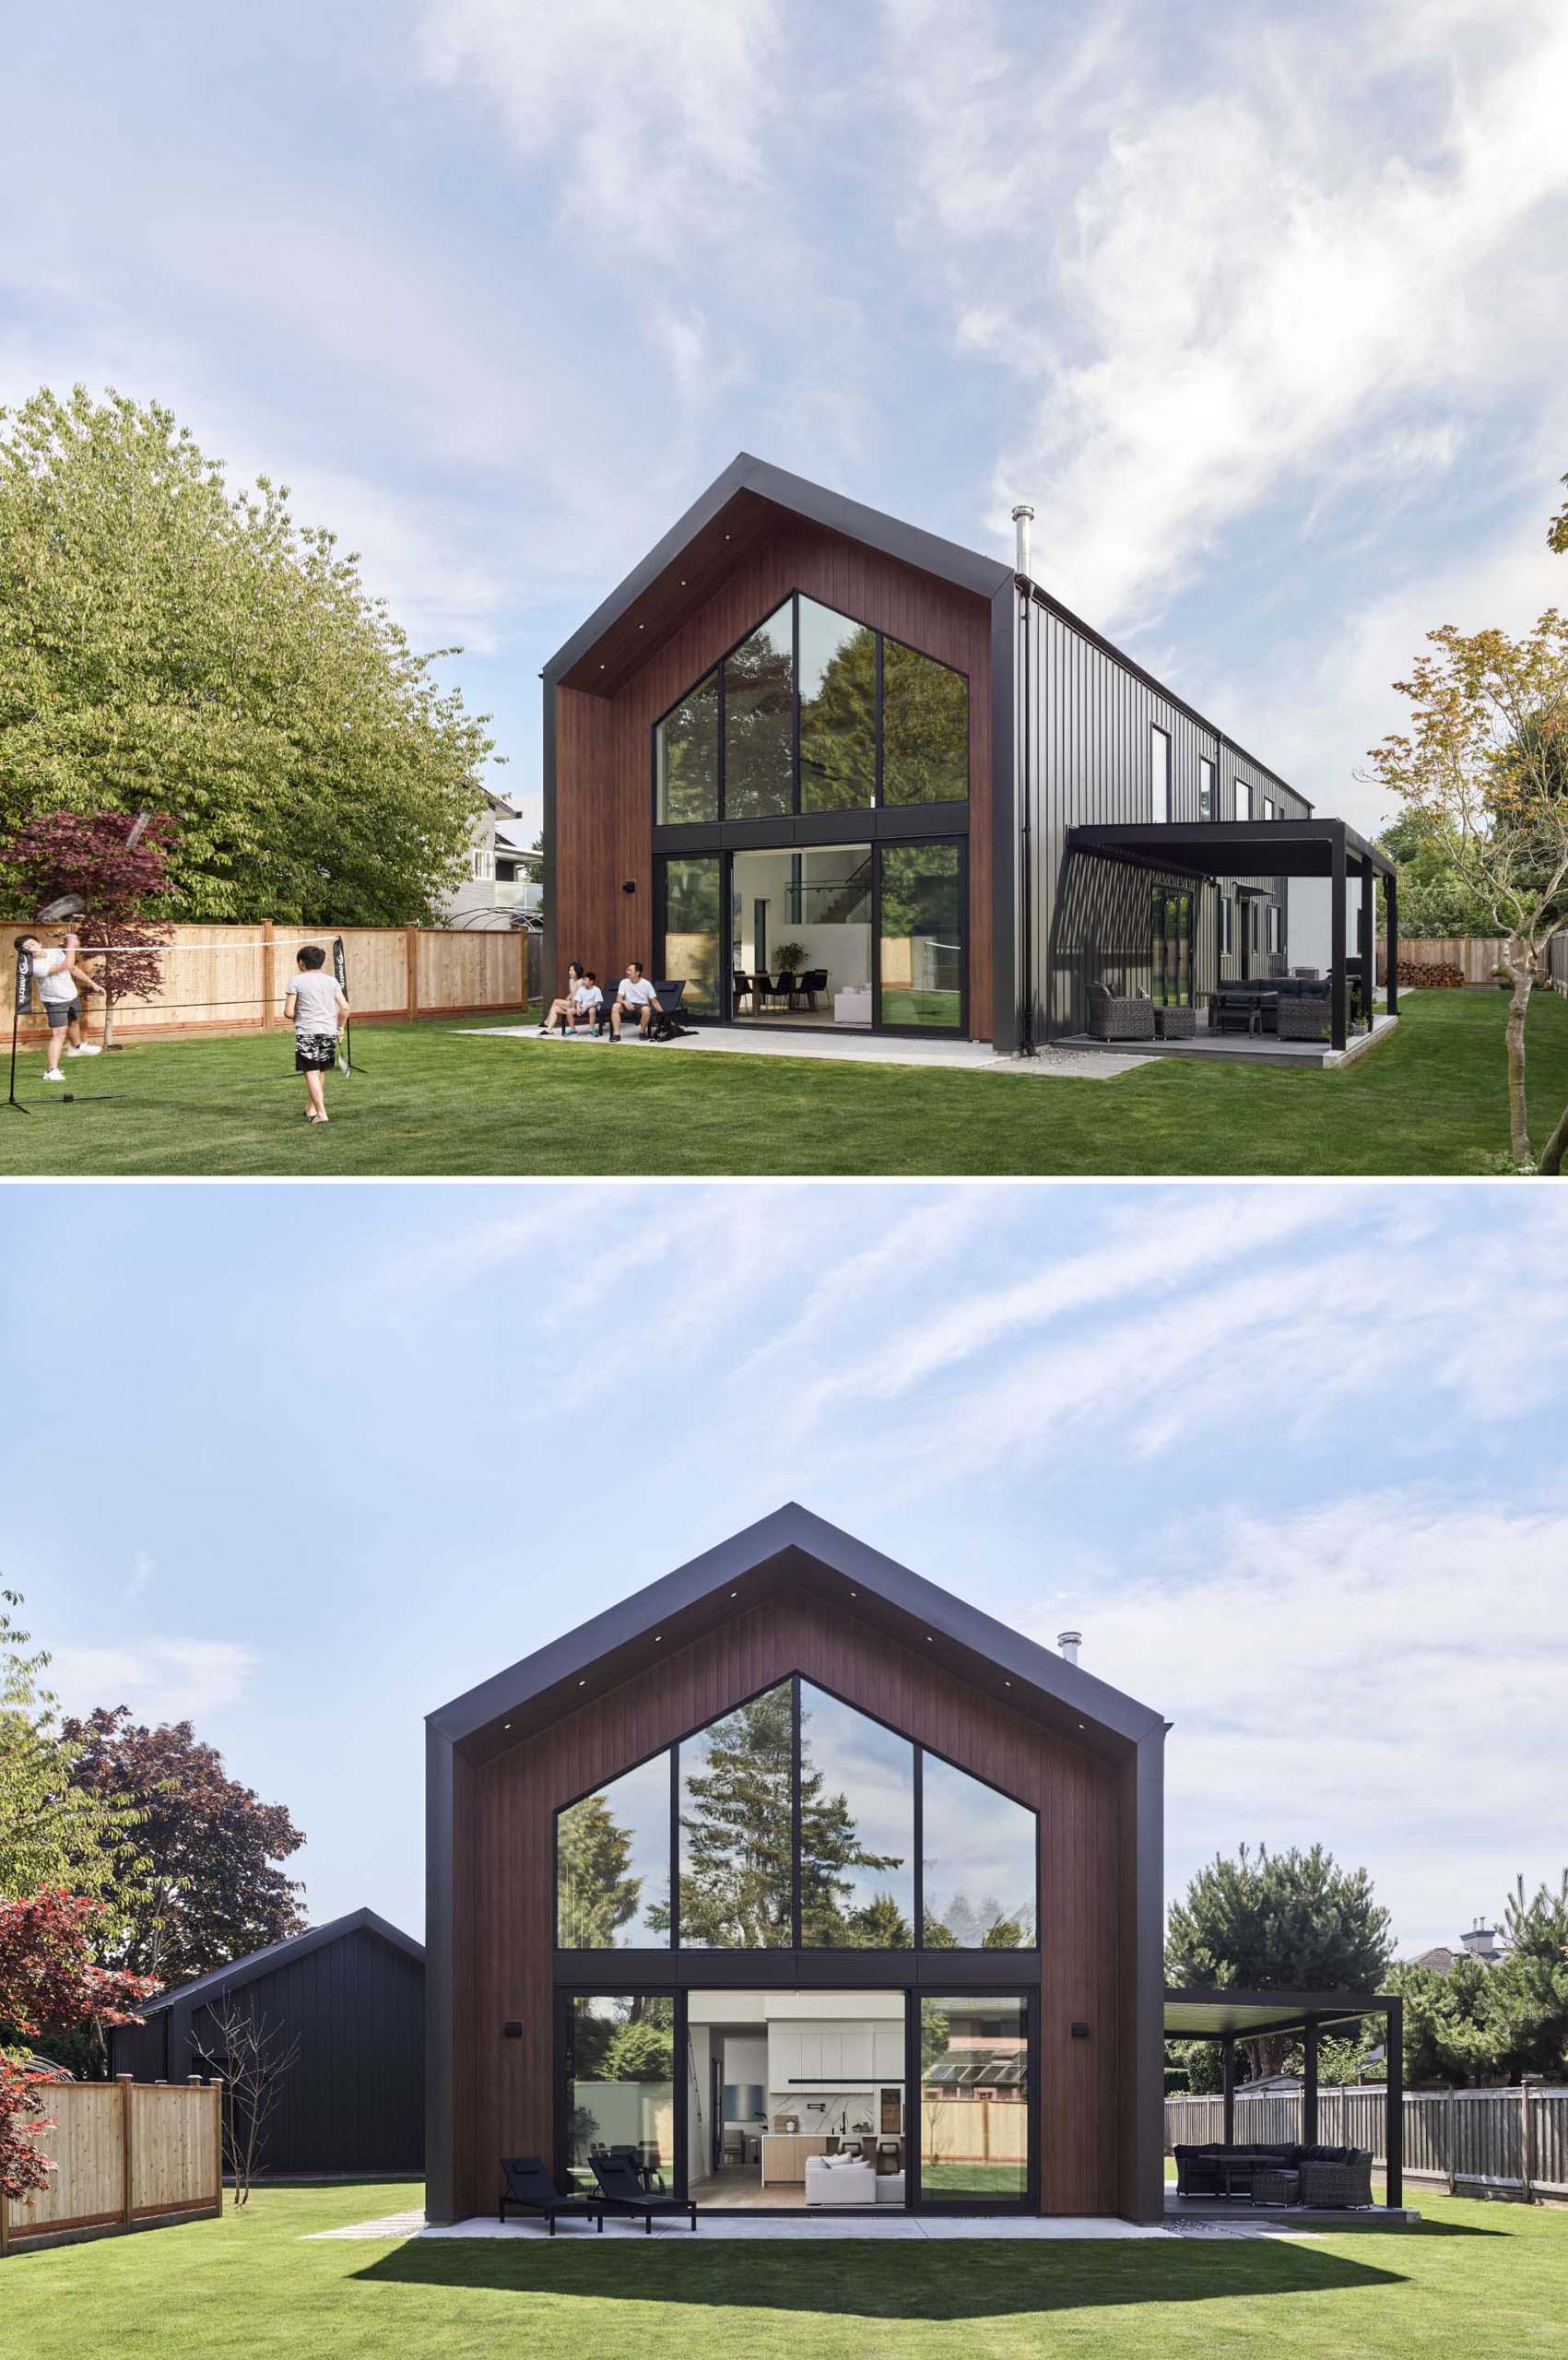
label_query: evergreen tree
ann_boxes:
[557,1794,646,1947]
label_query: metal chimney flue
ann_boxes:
[1012,502,1034,579]
[1057,1628,1081,1667]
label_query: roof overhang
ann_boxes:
[428,1503,1165,1771]
[1067,819,1393,883]
[545,454,1011,698]
[1164,1986,1395,2039]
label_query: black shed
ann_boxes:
[110,1907,424,2178]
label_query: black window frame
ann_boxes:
[908,1985,1038,2212]
[552,1670,1039,1957]
[653,592,969,828]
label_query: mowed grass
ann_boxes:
[1,989,1565,1177]
[3,2177,1564,2360]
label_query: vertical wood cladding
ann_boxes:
[552,519,994,1040]
[112,1927,424,2177]
[1014,597,1310,1038]
[445,1594,1121,2219]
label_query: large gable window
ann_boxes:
[555,1675,1037,1953]
[557,1751,673,1948]
[654,594,967,820]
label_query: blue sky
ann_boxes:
[4,1,1567,842]
[8,1180,1564,1957]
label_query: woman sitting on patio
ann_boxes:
[540,962,590,1034]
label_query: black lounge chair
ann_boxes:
[590,2149,697,2232]
[499,2154,604,2234]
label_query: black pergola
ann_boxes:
[1066,819,1397,1053]
[1164,1985,1404,2206]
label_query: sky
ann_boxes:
[4,1,1568,843]
[7,1179,1564,1959]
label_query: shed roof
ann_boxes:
[137,1908,424,2017]
[428,1502,1165,1769]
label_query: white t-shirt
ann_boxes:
[289,970,342,1035]
[30,948,76,1007]
[577,984,603,1012]
[619,974,657,1006]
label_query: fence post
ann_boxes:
[211,2077,225,2214]
[261,919,275,1029]
[1447,2087,1457,2195]
[407,926,419,1022]
[119,2072,136,2225]
[1521,2078,1536,2204]
[1,2184,9,2257]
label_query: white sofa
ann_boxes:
[804,2154,878,2206]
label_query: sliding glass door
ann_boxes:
[659,857,722,1018]
[1150,886,1194,1007]
[915,1994,1032,2208]
[560,1994,677,2197]
[878,842,964,1032]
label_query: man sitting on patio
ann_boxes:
[609,962,659,1041]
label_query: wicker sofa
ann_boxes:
[1087,984,1156,1040]
[1172,2142,1373,2207]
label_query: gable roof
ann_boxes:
[428,1502,1165,1769]
[136,1908,424,2017]
[544,454,1012,696]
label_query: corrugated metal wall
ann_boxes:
[1010,591,1311,1039]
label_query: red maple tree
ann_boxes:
[3,810,175,1035]
[0,1890,157,2200]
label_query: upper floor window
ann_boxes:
[1233,778,1249,822]
[1198,756,1214,820]
[655,594,968,822]
[555,1672,1036,1952]
[1150,725,1172,823]
[1220,896,1234,957]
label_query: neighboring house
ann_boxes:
[1410,1921,1505,1974]
[540,454,1396,1053]
[441,789,540,929]
[111,1908,424,2177]
[425,1502,1171,2225]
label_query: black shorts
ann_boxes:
[44,997,82,1030]
[295,1032,338,1072]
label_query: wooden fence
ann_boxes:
[8,920,533,1041]
[1378,934,1568,988]
[0,2075,222,2256]
[1166,2084,1568,2202]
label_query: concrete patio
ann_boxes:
[1057,1011,1399,1070]
[458,1025,1153,1080]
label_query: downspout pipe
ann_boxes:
[1013,506,1036,1058]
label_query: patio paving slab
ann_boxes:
[457,1027,1152,1080]
[311,2210,1196,2242]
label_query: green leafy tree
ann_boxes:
[556,1793,645,1947]
[61,1707,305,1986]
[1485,1872,1568,2079]
[0,385,494,925]
[1166,1843,1393,2075]
[1374,812,1503,938]
[0,1593,138,1909]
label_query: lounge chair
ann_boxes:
[499,2154,604,2234]
[1087,983,1155,1040]
[590,2149,697,2232]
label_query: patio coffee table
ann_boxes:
[1219,2157,1260,2201]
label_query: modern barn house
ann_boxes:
[541,455,1398,1060]
[425,1504,1170,2225]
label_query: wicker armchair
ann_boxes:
[1298,2150,1373,2209]
[1087,983,1155,1041]
[1277,995,1330,1041]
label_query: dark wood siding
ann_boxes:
[1014,596,1310,1037]
[446,1591,1121,2220]
[553,518,995,1040]
[112,1927,423,2177]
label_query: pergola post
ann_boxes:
[1358,859,1374,1032]
[1385,868,1399,1018]
[1385,1997,1403,2208]
[1220,2034,1236,2148]
[1329,831,1348,1051]
[1303,2019,1319,2145]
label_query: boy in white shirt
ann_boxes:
[609,962,659,1041]
[283,944,349,1124]
[13,932,106,1081]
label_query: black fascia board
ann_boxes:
[541,454,1012,686]
[1067,817,1393,884]
[136,1907,425,2015]
[427,1502,1163,1764]
[1163,1985,1395,2038]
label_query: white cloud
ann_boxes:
[418,0,783,261]
[48,1638,255,1727]
[1038,1489,1568,1955]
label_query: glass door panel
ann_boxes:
[660,856,722,1017]
[562,1994,677,2197]
[918,1995,1029,2205]
[730,844,870,1027]
[878,843,963,1030]
[1150,886,1193,1007]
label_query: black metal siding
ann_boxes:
[112,1926,424,2177]
[1012,591,1309,1038]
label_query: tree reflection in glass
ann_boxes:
[798,1682,913,1946]
[556,1751,671,1947]
[677,1682,795,1945]
[921,1754,1037,1948]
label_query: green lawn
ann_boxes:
[1,990,1564,1176]
[3,2177,1564,2360]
